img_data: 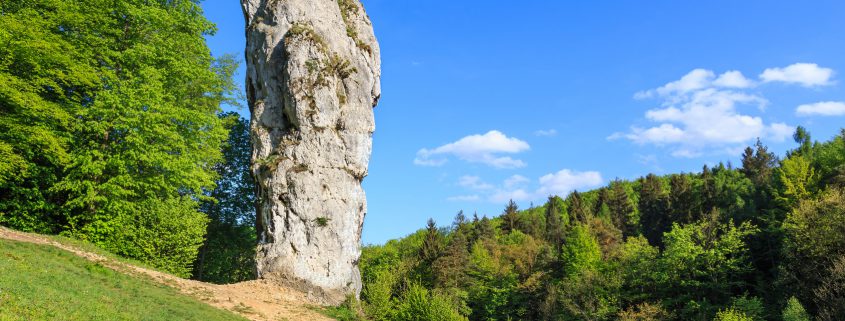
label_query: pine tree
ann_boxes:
[638,174,669,247]
[567,190,590,224]
[421,218,442,263]
[453,210,468,233]
[668,174,695,224]
[608,180,636,237]
[741,139,777,187]
[432,230,470,288]
[545,195,565,252]
[501,199,520,234]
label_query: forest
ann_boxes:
[355,130,845,321]
[2,1,845,321]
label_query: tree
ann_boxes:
[638,174,669,247]
[567,190,591,224]
[562,224,602,276]
[741,139,777,188]
[659,214,758,318]
[545,195,565,252]
[782,297,811,321]
[774,155,818,210]
[421,218,443,263]
[192,113,256,284]
[668,174,696,224]
[501,199,520,234]
[618,302,671,321]
[700,165,718,213]
[432,230,470,289]
[608,180,637,237]
[0,0,238,275]
[782,188,845,310]
[814,255,845,321]
[713,308,752,321]
[394,282,468,321]
[790,126,813,158]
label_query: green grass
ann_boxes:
[310,296,366,321]
[0,238,247,321]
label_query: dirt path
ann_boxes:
[0,227,333,321]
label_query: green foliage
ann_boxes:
[562,224,602,276]
[314,296,367,321]
[775,155,818,209]
[394,283,468,321]
[106,197,208,277]
[618,302,672,321]
[192,114,256,284]
[713,308,752,321]
[659,216,757,318]
[0,239,246,320]
[356,127,845,321]
[782,297,810,321]
[729,295,765,321]
[0,0,237,276]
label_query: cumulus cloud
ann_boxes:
[457,170,603,203]
[534,129,558,137]
[760,63,834,87]
[536,170,604,197]
[414,130,530,168]
[714,70,754,88]
[615,66,811,157]
[635,69,755,99]
[796,101,845,116]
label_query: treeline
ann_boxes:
[0,0,254,282]
[358,128,845,321]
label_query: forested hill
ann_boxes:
[356,128,845,321]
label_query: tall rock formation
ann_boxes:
[240,0,380,304]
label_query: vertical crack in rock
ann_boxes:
[241,0,380,304]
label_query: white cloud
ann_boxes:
[536,169,604,197]
[534,129,558,137]
[635,69,755,99]
[414,130,530,169]
[713,70,754,88]
[768,122,795,141]
[447,195,480,202]
[618,66,804,157]
[760,63,834,87]
[796,101,845,116]
[458,175,494,190]
[503,175,530,189]
[455,170,603,203]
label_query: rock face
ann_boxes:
[240,0,380,304]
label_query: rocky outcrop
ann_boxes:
[240,0,380,304]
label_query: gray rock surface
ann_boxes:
[240,0,380,304]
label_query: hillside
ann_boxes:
[0,227,334,321]
[354,130,844,321]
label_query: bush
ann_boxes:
[394,283,467,321]
[105,197,208,277]
[782,297,811,321]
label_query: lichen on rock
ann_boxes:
[240,0,380,304]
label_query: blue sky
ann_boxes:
[202,1,845,244]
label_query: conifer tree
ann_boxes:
[669,174,695,224]
[501,199,520,234]
[639,174,669,247]
[545,195,565,251]
[608,180,637,237]
[567,190,590,224]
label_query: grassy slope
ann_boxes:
[0,238,247,321]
